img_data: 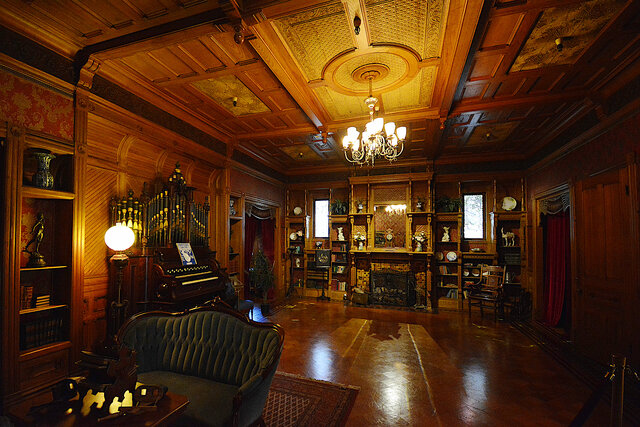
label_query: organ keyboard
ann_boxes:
[152,249,227,306]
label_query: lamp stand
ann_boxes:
[109,252,130,342]
[317,269,330,302]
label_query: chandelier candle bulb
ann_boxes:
[385,122,395,136]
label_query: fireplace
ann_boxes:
[370,270,416,307]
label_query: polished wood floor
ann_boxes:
[253,300,616,426]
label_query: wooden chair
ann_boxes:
[232,277,254,320]
[468,265,505,321]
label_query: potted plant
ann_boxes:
[249,250,275,316]
[435,196,461,213]
[330,199,348,215]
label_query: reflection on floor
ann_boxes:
[252,300,618,426]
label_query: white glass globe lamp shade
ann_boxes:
[105,223,135,252]
[397,126,407,140]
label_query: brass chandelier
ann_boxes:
[342,72,406,165]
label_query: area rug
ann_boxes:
[263,372,359,427]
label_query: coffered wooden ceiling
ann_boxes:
[1,0,639,177]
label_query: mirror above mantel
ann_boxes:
[373,204,406,249]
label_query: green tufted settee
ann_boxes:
[117,301,284,427]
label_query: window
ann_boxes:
[314,199,329,238]
[463,194,484,239]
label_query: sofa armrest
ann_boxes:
[233,358,280,427]
[238,373,263,396]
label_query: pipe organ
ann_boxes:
[109,163,210,249]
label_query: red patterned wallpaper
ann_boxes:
[0,70,73,140]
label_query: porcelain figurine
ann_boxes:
[442,226,450,242]
[337,227,345,241]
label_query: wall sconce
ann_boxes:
[555,37,564,52]
[105,223,135,338]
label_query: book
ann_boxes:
[176,242,197,265]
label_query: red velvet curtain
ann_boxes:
[261,218,275,264]
[543,210,570,326]
[261,218,275,299]
[244,214,259,298]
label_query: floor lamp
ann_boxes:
[104,223,135,343]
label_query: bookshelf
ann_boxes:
[1,126,81,408]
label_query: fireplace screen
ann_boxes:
[370,270,416,306]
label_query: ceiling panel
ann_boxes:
[273,2,353,82]
[510,0,626,73]
[192,76,271,116]
[365,0,446,59]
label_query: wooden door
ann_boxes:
[574,167,635,364]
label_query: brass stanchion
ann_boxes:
[610,354,626,427]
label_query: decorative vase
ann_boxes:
[416,242,422,252]
[358,241,364,250]
[416,201,424,211]
[32,150,55,189]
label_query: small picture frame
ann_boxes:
[176,243,197,265]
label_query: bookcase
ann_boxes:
[1,125,81,410]
[285,189,307,295]
[433,212,462,309]
[329,215,349,297]
[228,194,243,277]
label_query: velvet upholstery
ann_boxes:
[118,305,283,427]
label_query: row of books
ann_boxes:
[438,265,453,274]
[35,294,50,307]
[20,315,65,350]
[20,286,33,310]
[331,253,347,263]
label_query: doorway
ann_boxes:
[244,204,275,299]
[540,192,571,335]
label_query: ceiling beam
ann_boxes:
[432,0,492,160]
[249,21,329,130]
[236,125,318,140]
[451,89,587,115]
[74,8,229,83]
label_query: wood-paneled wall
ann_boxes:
[527,110,640,366]
[81,95,285,350]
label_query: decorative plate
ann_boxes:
[472,268,480,277]
[289,232,297,241]
[293,206,303,215]
[435,252,444,261]
[502,196,517,211]
[446,251,457,262]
